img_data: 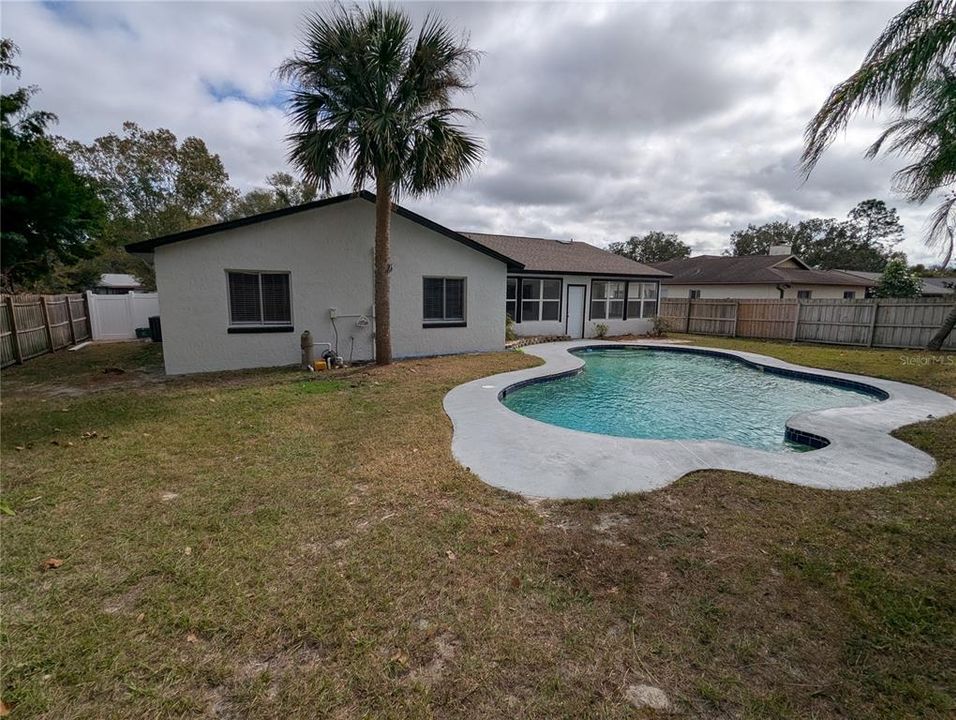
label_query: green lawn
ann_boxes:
[2,338,954,718]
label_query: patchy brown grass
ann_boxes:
[1,339,954,718]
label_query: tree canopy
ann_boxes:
[227,172,320,220]
[847,198,906,248]
[1,39,104,290]
[64,122,238,246]
[724,199,905,271]
[609,232,690,263]
[278,4,483,196]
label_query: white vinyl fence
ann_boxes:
[87,291,159,341]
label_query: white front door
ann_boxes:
[566,285,586,338]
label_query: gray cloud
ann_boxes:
[5,0,941,264]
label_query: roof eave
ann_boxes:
[661,279,873,286]
[123,190,524,269]
[510,269,671,278]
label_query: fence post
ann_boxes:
[685,299,693,333]
[83,293,92,339]
[85,290,97,340]
[5,295,23,364]
[867,300,880,347]
[791,301,801,342]
[65,295,77,345]
[731,300,739,337]
[125,291,135,338]
[40,296,55,353]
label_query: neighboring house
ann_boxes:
[460,232,668,340]
[922,276,956,297]
[651,248,873,300]
[126,191,667,375]
[838,269,956,298]
[94,273,144,295]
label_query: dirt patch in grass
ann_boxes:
[2,340,954,718]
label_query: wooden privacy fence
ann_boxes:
[659,297,956,350]
[1,294,92,368]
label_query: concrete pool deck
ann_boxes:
[443,340,956,499]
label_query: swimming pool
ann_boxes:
[500,347,885,452]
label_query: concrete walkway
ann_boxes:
[443,340,956,499]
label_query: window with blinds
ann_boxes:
[590,280,626,320]
[519,278,561,322]
[227,271,292,326]
[591,280,659,320]
[626,281,659,319]
[423,277,466,325]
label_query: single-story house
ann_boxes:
[462,231,669,340]
[93,273,144,295]
[837,269,956,298]
[651,248,873,300]
[126,191,668,375]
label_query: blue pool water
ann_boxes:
[501,348,882,452]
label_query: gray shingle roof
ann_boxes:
[839,269,955,296]
[462,232,670,277]
[651,255,876,287]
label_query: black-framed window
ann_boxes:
[590,280,625,320]
[689,289,701,299]
[227,271,291,326]
[843,290,856,299]
[797,290,812,299]
[626,281,659,319]
[520,278,561,322]
[506,277,517,320]
[424,277,465,323]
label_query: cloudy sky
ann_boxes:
[5,0,945,264]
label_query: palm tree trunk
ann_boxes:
[374,175,393,365]
[927,304,956,350]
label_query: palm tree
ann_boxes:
[802,0,956,349]
[866,65,956,266]
[802,0,956,174]
[278,5,483,365]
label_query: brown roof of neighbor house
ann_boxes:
[651,255,877,287]
[461,232,670,278]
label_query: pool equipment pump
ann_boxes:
[300,330,341,370]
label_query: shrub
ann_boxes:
[875,258,922,298]
[593,323,609,339]
[505,314,517,341]
[651,315,669,337]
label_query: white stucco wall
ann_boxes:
[660,283,868,300]
[509,274,658,338]
[153,198,506,374]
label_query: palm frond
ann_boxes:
[802,0,956,175]
[863,63,956,201]
[926,192,956,266]
[278,3,482,196]
[285,129,349,193]
[403,119,483,195]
